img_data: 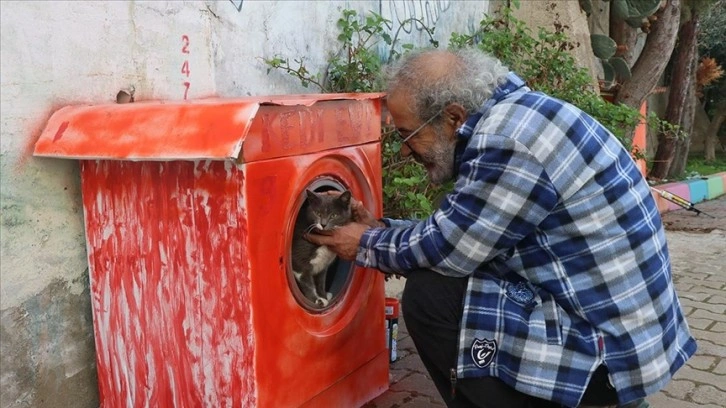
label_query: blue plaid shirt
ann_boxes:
[357,73,696,406]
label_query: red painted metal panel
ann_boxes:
[33,93,385,162]
[242,99,381,162]
[81,160,255,406]
[48,93,388,407]
[34,102,259,161]
[251,92,386,106]
[244,143,387,407]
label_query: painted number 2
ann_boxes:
[181,35,190,99]
[181,35,190,54]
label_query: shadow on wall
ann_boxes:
[0,273,98,408]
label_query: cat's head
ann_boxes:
[304,189,352,231]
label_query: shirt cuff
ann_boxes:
[355,227,384,269]
[379,217,417,229]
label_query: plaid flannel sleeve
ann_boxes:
[356,134,560,276]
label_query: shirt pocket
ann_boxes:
[503,281,563,346]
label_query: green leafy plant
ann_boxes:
[580,0,661,87]
[264,6,684,216]
[327,10,388,92]
[380,136,448,219]
[684,152,726,178]
[263,9,443,219]
[449,4,682,156]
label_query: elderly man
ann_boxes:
[307,48,695,408]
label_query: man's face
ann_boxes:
[386,91,457,185]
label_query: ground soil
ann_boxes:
[660,194,726,232]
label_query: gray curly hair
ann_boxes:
[384,48,510,121]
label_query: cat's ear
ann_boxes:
[306,189,321,204]
[338,190,352,206]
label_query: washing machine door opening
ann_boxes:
[289,180,355,313]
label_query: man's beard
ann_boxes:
[411,133,456,185]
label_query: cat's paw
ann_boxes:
[315,297,329,307]
[325,292,332,300]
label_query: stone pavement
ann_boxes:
[365,195,726,408]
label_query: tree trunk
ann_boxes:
[667,56,698,178]
[650,11,698,179]
[609,11,639,67]
[668,93,694,177]
[614,0,681,112]
[670,140,690,177]
[704,110,725,161]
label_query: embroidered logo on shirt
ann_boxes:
[506,281,535,305]
[471,338,497,368]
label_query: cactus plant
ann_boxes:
[601,59,615,89]
[625,16,645,28]
[611,0,661,20]
[591,34,617,60]
[611,0,662,29]
[581,0,663,91]
[609,56,631,80]
[578,0,593,16]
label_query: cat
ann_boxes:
[291,189,352,308]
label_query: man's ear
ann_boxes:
[443,103,468,130]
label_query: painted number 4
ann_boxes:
[181,35,190,100]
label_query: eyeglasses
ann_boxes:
[400,111,441,150]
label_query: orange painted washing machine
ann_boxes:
[34,94,389,407]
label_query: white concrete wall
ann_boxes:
[511,0,599,91]
[0,1,488,405]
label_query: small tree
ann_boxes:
[650,2,703,179]
[450,4,642,150]
[698,0,726,162]
[583,0,682,113]
[264,10,445,219]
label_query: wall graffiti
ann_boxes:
[380,0,451,33]
[229,0,243,12]
[181,35,191,100]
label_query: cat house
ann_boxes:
[33,93,388,407]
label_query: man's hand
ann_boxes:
[305,222,371,261]
[350,199,385,228]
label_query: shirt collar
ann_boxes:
[453,72,527,176]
